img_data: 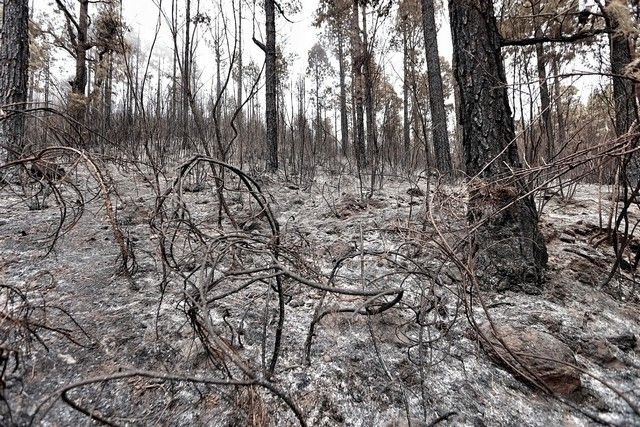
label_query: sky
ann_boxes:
[119,0,454,89]
[28,0,455,110]
[120,0,324,74]
[121,1,453,57]
[29,0,599,117]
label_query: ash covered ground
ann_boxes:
[0,165,638,426]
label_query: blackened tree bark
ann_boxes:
[531,1,554,161]
[105,55,113,130]
[403,30,411,168]
[607,13,638,140]
[337,36,349,157]
[265,0,278,171]
[73,0,89,102]
[420,0,452,174]
[531,1,555,161]
[53,0,90,131]
[171,0,178,129]
[449,0,547,291]
[0,0,30,162]
[551,54,566,154]
[536,41,554,160]
[351,0,367,170]
[362,6,377,166]
[237,1,243,123]
[182,0,191,147]
[602,2,640,282]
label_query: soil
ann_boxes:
[0,167,638,427]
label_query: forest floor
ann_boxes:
[0,164,639,426]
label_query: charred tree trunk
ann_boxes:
[338,36,349,157]
[403,30,411,168]
[551,53,566,154]
[105,54,113,131]
[531,1,554,162]
[604,3,640,279]
[449,0,547,291]
[351,0,366,170]
[362,7,377,173]
[265,0,278,171]
[315,62,321,154]
[421,0,452,174]
[451,39,464,173]
[536,42,554,161]
[171,0,178,130]
[0,0,30,162]
[70,0,89,128]
[608,15,639,141]
[182,0,191,147]
[237,1,244,131]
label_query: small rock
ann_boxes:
[406,187,425,197]
[325,226,337,235]
[607,333,637,352]
[579,338,620,366]
[241,219,263,232]
[559,233,576,243]
[58,354,77,365]
[478,323,581,394]
[290,299,304,308]
[327,241,353,261]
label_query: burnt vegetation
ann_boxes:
[0,0,639,426]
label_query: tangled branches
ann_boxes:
[148,156,417,423]
[0,146,137,279]
[0,272,91,423]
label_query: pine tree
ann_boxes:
[0,0,30,162]
[450,0,548,291]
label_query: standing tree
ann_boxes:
[254,0,278,171]
[530,0,555,162]
[52,0,90,127]
[361,2,377,174]
[599,0,640,283]
[420,0,452,174]
[396,0,419,168]
[396,0,435,170]
[0,0,30,162]
[236,0,244,137]
[449,0,547,291]
[603,1,638,142]
[351,0,367,170]
[315,0,351,157]
[182,0,191,147]
[306,43,334,161]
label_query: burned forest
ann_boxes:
[0,0,639,425]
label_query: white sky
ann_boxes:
[30,0,455,109]
[122,0,324,72]
[119,0,454,88]
[30,0,600,117]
